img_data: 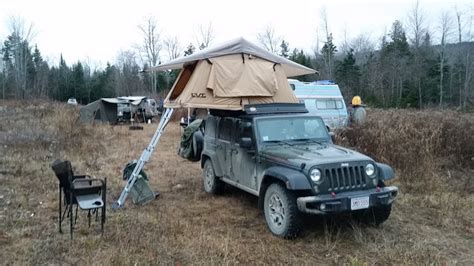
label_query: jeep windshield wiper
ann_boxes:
[292,138,325,145]
[263,140,294,146]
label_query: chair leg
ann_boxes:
[74,205,79,225]
[70,194,73,240]
[88,210,91,228]
[62,204,69,222]
[101,206,105,234]
[59,186,62,234]
[69,203,73,240]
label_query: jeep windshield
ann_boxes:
[255,116,330,144]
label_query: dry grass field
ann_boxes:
[1,100,473,264]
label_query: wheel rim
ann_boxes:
[204,163,214,191]
[268,193,285,229]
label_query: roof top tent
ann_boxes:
[156,37,316,111]
[113,37,317,209]
[288,79,349,129]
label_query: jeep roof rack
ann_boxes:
[243,103,308,115]
[209,103,308,117]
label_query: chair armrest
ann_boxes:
[72,178,106,196]
[73,175,91,179]
[73,178,104,186]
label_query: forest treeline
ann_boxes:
[1,8,473,109]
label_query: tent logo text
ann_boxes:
[191,93,206,98]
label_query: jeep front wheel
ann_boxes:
[263,183,301,238]
[202,159,224,194]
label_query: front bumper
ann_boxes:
[297,186,398,214]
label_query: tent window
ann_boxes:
[169,63,196,100]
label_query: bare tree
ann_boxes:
[407,0,427,107]
[195,22,214,50]
[320,7,330,40]
[408,0,427,49]
[164,36,182,60]
[350,33,375,64]
[138,16,161,94]
[4,16,35,99]
[461,3,473,108]
[256,25,282,54]
[319,7,336,79]
[339,24,350,55]
[437,11,453,106]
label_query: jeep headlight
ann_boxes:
[366,163,376,177]
[310,169,322,182]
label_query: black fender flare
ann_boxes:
[200,152,224,177]
[261,166,312,191]
[376,163,395,181]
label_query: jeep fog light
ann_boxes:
[310,169,321,182]
[320,203,326,211]
[366,163,375,177]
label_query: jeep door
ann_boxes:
[216,117,233,178]
[230,119,257,191]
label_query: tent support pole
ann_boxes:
[112,108,174,209]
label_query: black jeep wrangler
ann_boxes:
[199,103,398,238]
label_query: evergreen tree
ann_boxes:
[72,62,86,103]
[336,49,361,96]
[320,33,337,79]
[279,40,290,58]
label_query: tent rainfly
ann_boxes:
[147,37,317,110]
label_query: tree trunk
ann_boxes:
[463,52,471,109]
[418,79,422,108]
[439,52,444,106]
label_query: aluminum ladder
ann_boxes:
[112,108,174,209]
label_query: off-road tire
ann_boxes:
[191,131,204,161]
[202,159,224,194]
[263,183,301,239]
[352,204,392,226]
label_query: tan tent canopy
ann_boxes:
[147,37,317,110]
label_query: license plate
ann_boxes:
[351,196,370,210]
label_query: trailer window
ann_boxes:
[316,99,343,110]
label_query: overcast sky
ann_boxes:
[0,0,472,67]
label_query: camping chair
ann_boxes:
[51,160,106,239]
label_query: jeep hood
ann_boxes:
[260,143,373,167]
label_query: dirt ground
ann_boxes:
[0,101,473,264]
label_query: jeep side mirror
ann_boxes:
[328,131,336,143]
[239,137,253,149]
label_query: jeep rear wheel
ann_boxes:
[352,204,392,226]
[263,183,301,238]
[203,159,224,194]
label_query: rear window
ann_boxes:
[218,118,233,141]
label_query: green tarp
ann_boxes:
[178,119,203,160]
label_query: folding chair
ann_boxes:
[51,160,106,239]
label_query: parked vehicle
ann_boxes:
[196,103,398,238]
[117,102,132,122]
[289,79,348,130]
[67,97,78,106]
[137,98,160,121]
[116,97,160,123]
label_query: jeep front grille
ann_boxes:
[325,166,367,191]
